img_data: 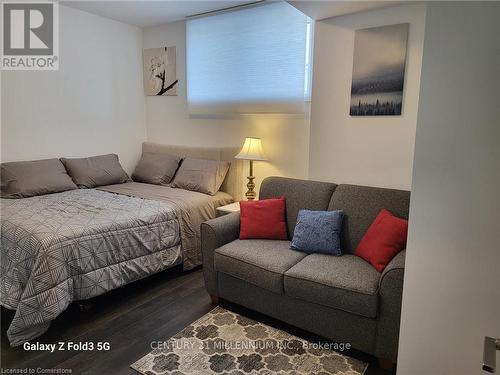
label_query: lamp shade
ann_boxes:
[235,137,268,161]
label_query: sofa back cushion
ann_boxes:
[259,177,337,239]
[328,184,410,254]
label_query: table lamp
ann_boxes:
[235,137,267,200]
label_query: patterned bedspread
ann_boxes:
[0,189,181,346]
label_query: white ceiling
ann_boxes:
[62,1,405,28]
[61,1,253,28]
[288,1,405,21]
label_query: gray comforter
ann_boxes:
[1,188,183,346]
[1,184,233,346]
[98,182,233,270]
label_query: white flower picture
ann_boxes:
[143,46,177,96]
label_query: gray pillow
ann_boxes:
[1,158,77,198]
[171,158,230,195]
[61,154,130,188]
[132,152,181,185]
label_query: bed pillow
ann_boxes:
[132,152,181,185]
[171,158,230,195]
[1,158,77,198]
[290,209,344,255]
[61,154,130,188]
[355,208,408,272]
[240,197,288,240]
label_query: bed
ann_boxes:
[0,143,243,346]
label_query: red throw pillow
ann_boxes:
[355,208,408,272]
[239,198,288,240]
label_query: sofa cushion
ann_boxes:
[328,184,410,254]
[215,239,306,294]
[284,254,380,318]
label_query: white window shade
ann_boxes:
[187,2,310,115]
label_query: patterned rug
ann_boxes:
[131,307,368,375]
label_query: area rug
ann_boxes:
[131,306,368,375]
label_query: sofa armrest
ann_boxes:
[379,249,406,290]
[375,249,406,362]
[201,212,240,296]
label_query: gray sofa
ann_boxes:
[201,176,410,364]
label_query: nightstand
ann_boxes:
[216,202,241,217]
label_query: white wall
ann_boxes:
[397,3,500,374]
[142,20,310,194]
[308,3,426,190]
[0,5,146,173]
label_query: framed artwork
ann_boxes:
[143,46,178,96]
[349,23,409,116]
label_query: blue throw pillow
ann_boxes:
[290,209,344,255]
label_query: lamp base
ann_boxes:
[245,176,256,200]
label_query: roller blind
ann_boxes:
[186,2,312,114]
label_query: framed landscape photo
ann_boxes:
[143,46,178,96]
[349,23,409,116]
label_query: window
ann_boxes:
[186,2,313,114]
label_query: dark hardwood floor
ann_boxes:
[1,268,394,375]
